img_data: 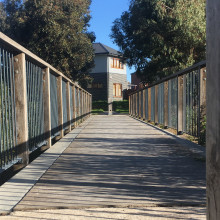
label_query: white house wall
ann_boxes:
[108,57,127,75]
[91,55,108,73]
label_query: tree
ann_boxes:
[0,0,95,86]
[111,0,206,83]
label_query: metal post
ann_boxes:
[14,53,29,167]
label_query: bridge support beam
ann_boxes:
[206,1,220,219]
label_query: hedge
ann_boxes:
[92,100,129,111]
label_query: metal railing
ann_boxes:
[129,61,206,142]
[0,32,92,171]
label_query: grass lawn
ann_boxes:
[115,109,129,114]
[92,109,104,114]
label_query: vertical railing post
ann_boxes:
[131,94,133,116]
[129,95,131,115]
[75,87,79,125]
[83,91,86,119]
[66,82,71,132]
[57,76,64,138]
[14,53,29,166]
[135,92,138,117]
[81,90,84,121]
[164,81,168,128]
[90,94,91,116]
[199,67,206,143]
[143,89,146,120]
[155,85,159,124]
[139,91,141,118]
[85,92,87,118]
[87,93,89,117]
[43,67,51,149]
[72,85,76,128]
[133,94,135,117]
[81,89,83,122]
[148,88,151,121]
[178,75,184,134]
[78,88,81,123]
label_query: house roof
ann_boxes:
[93,43,122,57]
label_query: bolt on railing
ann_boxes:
[129,61,206,143]
[0,32,92,172]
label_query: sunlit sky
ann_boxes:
[88,0,135,82]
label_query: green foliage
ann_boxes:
[92,109,105,114]
[199,115,206,146]
[113,100,129,111]
[92,100,108,111]
[0,0,95,86]
[92,100,129,114]
[111,0,206,83]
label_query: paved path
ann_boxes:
[0,115,206,219]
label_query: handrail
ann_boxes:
[0,32,92,172]
[129,61,206,145]
[0,32,88,94]
[129,60,206,95]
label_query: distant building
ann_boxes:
[131,72,146,90]
[87,43,127,101]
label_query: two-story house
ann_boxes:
[87,43,127,101]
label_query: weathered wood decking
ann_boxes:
[16,115,205,209]
[0,115,206,218]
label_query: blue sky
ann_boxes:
[88,0,135,82]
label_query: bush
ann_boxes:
[92,100,108,111]
[113,100,129,111]
[92,100,129,113]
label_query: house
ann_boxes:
[87,43,127,101]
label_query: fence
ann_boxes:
[129,61,206,142]
[0,32,92,172]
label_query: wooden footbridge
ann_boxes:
[0,1,220,217]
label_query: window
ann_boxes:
[111,58,124,69]
[113,83,122,97]
[87,83,103,89]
